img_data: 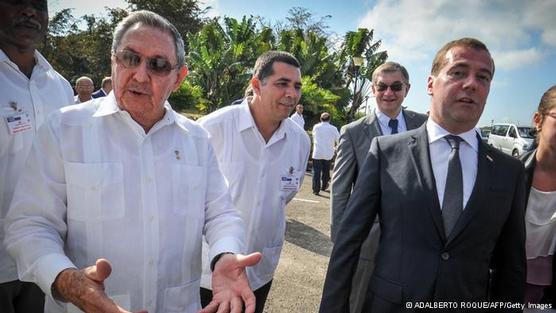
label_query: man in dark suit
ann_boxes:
[91,76,112,98]
[330,62,427,312]
[321,38,526,312]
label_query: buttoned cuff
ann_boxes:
[32,253,76,298]
[208,236,243,270]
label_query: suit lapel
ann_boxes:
[446,137,494,244]
[363,113,383,141]
[403,110,419,130]
[408,125,446,241]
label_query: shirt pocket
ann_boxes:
[64,162,125,221]
[171,164,205,215]
[163,279,201,312]
[0,117,24,157]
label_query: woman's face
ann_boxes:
[534,106,556,150]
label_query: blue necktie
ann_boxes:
[388,119,398,134]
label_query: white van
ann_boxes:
[487,123,535,157]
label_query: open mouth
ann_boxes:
[458,97,474,104]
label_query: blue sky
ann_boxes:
[49,0,555,127]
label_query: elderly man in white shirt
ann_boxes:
[0,1,74,312]
[4,11,260,313]
[311,112,340,195]
[289,103,305,129]
[198,51,310,313]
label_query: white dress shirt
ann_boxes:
[427,119,479,210]
[0,49,73,283]
[311,121,340,160]
[375,108,408,135]
[199,99,310,290]
[4,94,244,313]
[289,112,305,129]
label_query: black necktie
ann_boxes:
[442,135,463,237]
[388,119,398,134]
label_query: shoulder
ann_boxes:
[285,118,310,145]
[54,100,102,127]
[403,109,428,122]
[340,115,370,133]
[197,105,239,128]
[173,111,210,139]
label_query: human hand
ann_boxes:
[199,252,262,313]
[53,258,147,313]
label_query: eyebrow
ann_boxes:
[450,63,493,78]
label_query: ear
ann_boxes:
[371,84,377,96]
[533,111,543,130]
[426,75,434,96]
[171,66,188,92]
[404,83,411,96]
[251,77,261,96]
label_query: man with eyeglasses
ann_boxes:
[5,10,261,313]
[0,0,74,312]
[329,61,426,312]
[198,51,311,313]
[322,38,525,312]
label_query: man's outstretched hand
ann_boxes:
[199,252,262,313]
[53,258,147,313]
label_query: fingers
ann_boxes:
[241,288,257,313]
[198,300,219,313]
[84,258,112,282]
[230,296,244,313]
[236,252,262,267]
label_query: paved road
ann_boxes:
[264,172,333,312]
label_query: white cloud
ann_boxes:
[358,0,555,70]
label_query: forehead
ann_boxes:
[77,79,93,85]
[269,62,301,80]
[443,46,494,73]
[117,24,176,61]
[374,71,405,83]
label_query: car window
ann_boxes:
[509,127,517,138]
[518,127,535,139]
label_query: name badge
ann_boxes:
[281,167,300,191]
[6,112,32,135]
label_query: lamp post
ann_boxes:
[351,56,364,121]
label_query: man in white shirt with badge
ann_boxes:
[289,103,305,129]
[311,112,340,195]
[0,1,73,312]
[5,10,260,313]
[198,51,311,313]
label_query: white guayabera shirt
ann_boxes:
[4,94,245,313]
[0,49,73,284]
[199,99,310,290]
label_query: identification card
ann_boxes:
[6,112,31,135]
[281,167,300,191]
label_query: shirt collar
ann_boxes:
[375,107,403,123]
[238,97,257,132]
[93,92,179,131]
[426,118,479,152]
[0,49,53,72]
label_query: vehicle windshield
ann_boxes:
[518,127,535,139]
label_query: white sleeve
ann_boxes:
[4,114,76,297]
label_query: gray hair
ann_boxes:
[111,10,185,68]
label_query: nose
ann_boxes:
[284,85,299,99]
[132,62,150,83]
[462,74,479,91]
[20,2,39,17]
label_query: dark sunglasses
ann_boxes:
[1,0,47,11]
[114,50,177,77]
[375,82,405,92]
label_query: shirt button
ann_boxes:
[91,186,97,191]
[148,260,154,265]
[441,252,450,260]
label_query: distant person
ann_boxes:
[199,51,311,313]
[290,103,305,129]
[321,38,526,312]
[329,61,426,312]
[311,112,339,195]
[520,85,556,310]
[0,0,73,312]
[73,76,94,103]
[92,76,112,98]
[5,10,260,313]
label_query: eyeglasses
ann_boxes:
[375,82,405,92]
[114,50,177,77]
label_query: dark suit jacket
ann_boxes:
[520,150,555,307]
[91,89,107,98]
[321,124,526,313]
